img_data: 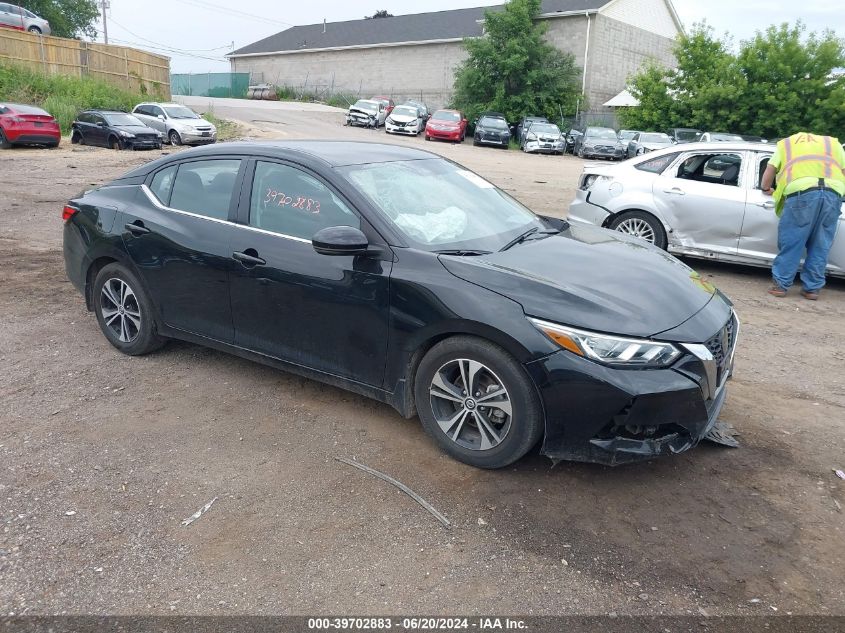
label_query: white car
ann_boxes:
[385,104,425,135]
[568,141,845,278]
[131,102,217,146]
[345,99,386,128]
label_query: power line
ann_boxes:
[170,0,293,27]
[109,17,232,53]
[106,37,229,63]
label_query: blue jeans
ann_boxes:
[772,189,842,292]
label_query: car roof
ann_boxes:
[643,141,777,155]
[137,102,183,107]
[141,140,442,169]
[355,99,379,104]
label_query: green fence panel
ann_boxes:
[170,73,249,98]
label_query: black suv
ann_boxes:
[473,114,511,148]
[71,110,162,151]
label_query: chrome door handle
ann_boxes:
[663,187,685,195]
[755,200,775,209]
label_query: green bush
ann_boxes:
[275,85,298,100]
[326,93,356,108]
[0,63,164,133]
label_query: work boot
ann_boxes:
[767,285,787,298]
[800,289,819,301]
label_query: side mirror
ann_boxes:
[97,121,106,127]
[157,115,165,121]
[312,226,369,256]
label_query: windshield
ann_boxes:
[641,133,671,143]
[710,133,744,141]
[586,128,618,140]
[530,124,560,135]
[676,130,700,141]
[391,106,418,118]
[619,130,637,140]
[432,111,460,122]
[339,159,545,252]
[353,100,377,112]
[480,117,508,129]
[105,113,144,126]
[163,106,199,119]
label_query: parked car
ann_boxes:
[564,128,583,154]
[698,132,744,143]
[0,3,51,34]
[573,126,625,160]
[345,99,386,128]
[568,141,844,277]
[385,104,425,136]
[403,100,430,121]
[71,110,163,150]
[0,102,60,148]
[62,140,738,468]
[521,122,565,154]
[515,116,549,145]
[473,114,510,148]
[132,102,216,146]
[618,129,639,143]
[740,134,770,143]
[372,96,395,116]
[425,109,467,142]
[626,131,674,158]
[666,128,702,144]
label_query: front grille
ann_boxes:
[194,126,212,132]
[705,312,738,386]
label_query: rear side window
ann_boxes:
[249,161,359,240]
[169,159,241,220]
[635,152,680,174]
[149,165,177,205]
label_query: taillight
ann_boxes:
[62,205,79,222]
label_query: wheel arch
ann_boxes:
[390,321,537,420]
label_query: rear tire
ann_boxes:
[414,336,543,469]
[609,210,668,250]
[93,263,165,356]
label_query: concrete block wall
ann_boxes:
[584,14,676,111]
[232,41,469,110]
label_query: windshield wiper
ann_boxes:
[499,228,560,252]
[434,249,492,256]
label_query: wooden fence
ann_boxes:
[0,29,170,97]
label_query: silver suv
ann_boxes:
[0,3,51,34]
[131,102,216,146]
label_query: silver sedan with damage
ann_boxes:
[568,142,845,278]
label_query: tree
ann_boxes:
[20,0,99,39]
[365,10,393,19]
[620,22,845,139]
[450,0,581,125]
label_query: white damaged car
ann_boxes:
[345,99,386,128]
[568,141,845,277]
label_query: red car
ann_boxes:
[372,96,395,115]
[0,103,61,148]
[425,109,468,143]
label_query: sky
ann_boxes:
[94,0,844,74]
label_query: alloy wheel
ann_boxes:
[616,217,656,244]
[429,358,512,451]
[100,278,141,343]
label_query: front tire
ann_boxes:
[93,263,165,356]
[609,210,668,250]
[168,130,182,146]
[0,129,11,149]
[71,130,82,145]
[28,26,42,34]
[109,136,122,151]
[414,336,543,469]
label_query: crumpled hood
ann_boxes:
[439,223,719,338]
[114,124,157,134]
[349,108,375,117]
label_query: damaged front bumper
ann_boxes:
[526,311,738,466]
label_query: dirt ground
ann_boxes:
[1,103,844,617]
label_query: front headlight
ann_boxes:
[527,132,538,141]
[528,318,681,367]
[118,130,135,138]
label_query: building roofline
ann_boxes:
[227,37,466,58]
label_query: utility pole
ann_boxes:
[101,0,110,44]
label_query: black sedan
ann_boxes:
[62,141,738,468]
[71,110,163,150]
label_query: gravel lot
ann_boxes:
[1,101,843,616]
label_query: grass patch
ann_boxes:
[0,63,164,133]
[201,109,242,141]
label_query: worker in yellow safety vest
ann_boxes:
[761,132,845,300]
